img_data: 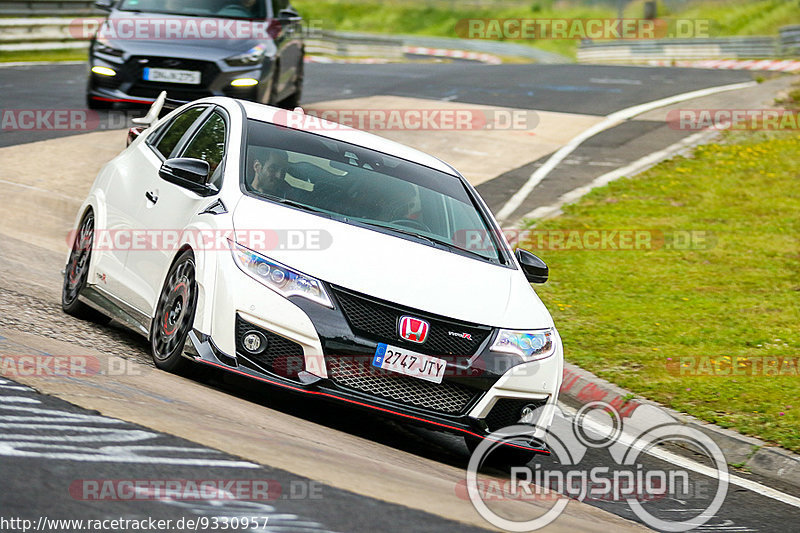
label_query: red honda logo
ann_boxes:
[398,316,429,344]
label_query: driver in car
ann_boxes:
[248,147,297,200]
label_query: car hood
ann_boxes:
[231,196,554,329]
[100,12,269,60]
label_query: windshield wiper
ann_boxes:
[424,234,498,263]
[262,194,335,219]
[357,221,497,263]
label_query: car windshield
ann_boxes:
[244,119,504,264]
[118,0,267,19]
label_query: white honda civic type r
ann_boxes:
[63,95,562,459]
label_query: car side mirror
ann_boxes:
[515,248,548,284]
[278,8,301,22]
[159,158,215,196]
[95,0,114,11]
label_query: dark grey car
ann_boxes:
[87,0,303,109]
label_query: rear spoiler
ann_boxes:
[131,91,185,127]
[127,91,185,145]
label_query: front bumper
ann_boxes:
[88,52,269,105]
[189,263,562,451]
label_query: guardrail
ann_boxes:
[780,25,800,56]
[0,0,99,16]
[578,32,799,64]
[0,17,566,63]
[0,18,410,58]
[305,31,404,60]
[0,17,89,51]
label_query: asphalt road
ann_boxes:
[0,62,753,147]
[0,371,493,533]
[3,61,800,533]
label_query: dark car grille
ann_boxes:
[236,315,304,379]
[126,56,219,100]
[327,357,480,415]
[331,286,492,357]
[484,398,548,432]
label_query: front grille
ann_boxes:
[331,286,491,357]
[327,357,479,415]
[236,315,304,379]
[126,56,219,101]
[484,398,548,432]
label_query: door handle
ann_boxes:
[145,191,158,204]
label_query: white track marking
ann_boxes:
[0,61,85,68]
[522,130,714,220]
[495,81,756,224]
[559,402,800,510]
[0,177,84,202]
[0,396,40,403]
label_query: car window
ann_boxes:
[153,107,205,159]
[119,0,267,19]
[181,112,226,171]
[244,119,504,264]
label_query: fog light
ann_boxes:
[91,66,117,77]
[231,78,258,87]
[242,331,266,354]
[519,404,540,425]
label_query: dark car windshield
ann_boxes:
[118,0,267,19]
[243,119,505,264]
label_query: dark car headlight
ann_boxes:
[490,328,556,362]
[225,44,267,67]
[229,240,333,308]
[93,37,124,57]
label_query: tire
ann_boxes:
[150,250,198,373]
[465,435,539,469]
[279,59,303,109]
[62,210,109,324]
[264,63,280,106]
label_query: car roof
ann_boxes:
[211,97,460,177]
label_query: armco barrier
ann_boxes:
[781,25,800,56]
[578,33,800,64]
[0,0,99,16]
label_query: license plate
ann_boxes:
[372,343,446,384]
[143,67,201,85]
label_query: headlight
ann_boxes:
[229,240,333,308]
[94,37,124,57]
[225,44,267,66]
[490,328,556,362]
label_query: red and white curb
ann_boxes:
[648,59,800,72]
[304,56,390,64]
[304,47,502,65]
[402,46,502,64]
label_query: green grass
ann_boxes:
[657,0,800,37]
[0,49,88,63]
[294,0,800,60]
[520,128,800,452]
[295,0,616,59]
